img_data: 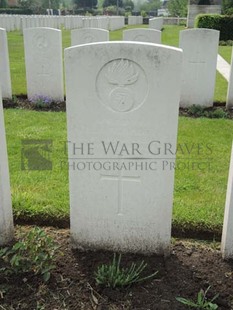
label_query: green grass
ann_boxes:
[218,46,232,64]
[5,110,68,222]
[4,109,233,235]
[7,25,228,102]
[4,25,233,235]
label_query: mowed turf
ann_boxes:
[4,25,233,236]
[7,25,228,102]
[4,105,233,235]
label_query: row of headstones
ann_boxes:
[1,26,233,108]
[1,38,233,259]
[0,15,125,32]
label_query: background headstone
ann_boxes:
[65,41,182,255]
[0,87,14,246]
[0,28,12,99]
[123,28,161,44]
[221,143,233,259]
[71,28,109,46]
[226,50,233,109]
[179,29,219,108]
[149,17,163,30]
[24,27,64,101]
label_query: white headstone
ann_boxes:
[226,50,233,109]
[123,28,161,44]
[65,42,182,254]
[71,28,109,46]
[0,28,12,99]
[128,16,143,25]
[0,87,14,246]
[23,27,64,101]
[221,143,233,259]
[149,17,163,30]
[179,29,219,108]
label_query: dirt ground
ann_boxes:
[0,226,233,310]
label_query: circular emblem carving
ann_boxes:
[34,34,49,49]
[134,35,150,43]
[82,33,95,43]
[96,58,148,113]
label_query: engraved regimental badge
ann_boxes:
[96,58,148,113]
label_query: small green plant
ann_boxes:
[94,253,158,288]
[176,286,219,309]
[187,105,206,117]
[187,105,228,119]
[0,227,58,282]
[29,95,53,108]
[208,108,228,119]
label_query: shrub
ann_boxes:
[0,7,33,14]
[195,14,233,41]
[0,227,58,282]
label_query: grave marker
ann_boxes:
[71,28,109,46]
[179,29,219,107]
[226,50,233,109]
[65,42,182,254]
[24,27,64,101]
[0,28,12,99]
[123,28,161,44]
[221,143,233,259]
[0,87,14,246]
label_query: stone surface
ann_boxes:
[128,16,143,25]
[23,27,64,101]
[221,143,233,259]
[65,41,182,254]
[71,28,109,46]
[227,51,233,109]
[179,29,219,108]
[0,87,14,246]
[0,28,12,99]
[187,5,221,28]
[149,17,163,30]
[123,28,161,44]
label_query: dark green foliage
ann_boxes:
[198,0,211,5]
[187,105,229,119]
[222,0,233,14]
[123,0,134,10]
[103,0,123,8]
[0,0,7,8]
[95,253,158,288]
[0,7,33,13]
[167,0,188,17]
[0,227,58,282]
[73,0,97,9]
[219,39,233,45]
[195,14,233,40]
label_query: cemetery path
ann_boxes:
[0,226,232,310]
[217,55,231,82]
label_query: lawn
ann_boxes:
[4,108,233,236]
[4,25,233,236]
[7,25,228,102]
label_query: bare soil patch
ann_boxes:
[0,226,233,310]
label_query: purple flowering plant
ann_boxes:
[29,95,53,108]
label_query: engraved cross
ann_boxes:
[101,172,141,216]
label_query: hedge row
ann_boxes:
[0,8,33,14]
[195,14,233,41]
